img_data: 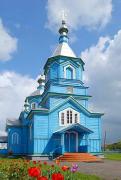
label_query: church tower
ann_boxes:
[42,20,88,110]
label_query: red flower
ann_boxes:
[28,167,41,177]
[37,176,48,180]
[26,160,30,163]
[33,160,37,164]
[52,173,64,180]
[61,165,69,171]
[43,161,47,165]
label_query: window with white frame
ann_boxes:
[59,108,80,126]
[12,132,19,144]
[64,65,76,79]
[31,102,37,110]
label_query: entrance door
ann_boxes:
[64,132,78,152]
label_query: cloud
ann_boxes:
[0,71,37,132]
[46,0,112,31]
[81,29,121,143]
[0,18,18,61]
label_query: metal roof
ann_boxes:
[30,89,41,96]
[54,123,93,134]
[52,42,76,58]
[0,135,8,142]
[6,119,21,126]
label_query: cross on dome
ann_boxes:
[61,10,67,22]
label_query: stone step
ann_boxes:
[56,153,102,162]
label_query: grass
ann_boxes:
[70,172,101,180]
[104,153,121,161]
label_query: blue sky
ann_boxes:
[0,0,120,77]
[0,0,121,143]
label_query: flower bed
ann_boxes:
[0,158,101,180]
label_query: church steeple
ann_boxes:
[52,20,76,58]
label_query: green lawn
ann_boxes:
[104,153,121,161]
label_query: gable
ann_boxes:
[49,97,104,118]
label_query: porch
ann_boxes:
[54,123,93,154]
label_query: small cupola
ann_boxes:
[24,99,30,112]
[37,74,45,93]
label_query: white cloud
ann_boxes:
[0,18,18,61]
[46,0,112,31]
[0,71,37,132]
[81,29,121,143]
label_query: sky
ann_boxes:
[0,0,121,143]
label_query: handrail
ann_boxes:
[50,146,62,159]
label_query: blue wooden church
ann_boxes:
[6,20,103,158]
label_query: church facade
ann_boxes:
[6,21,103,157]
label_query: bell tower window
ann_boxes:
[66,67,73,79]
[64,65,76,79]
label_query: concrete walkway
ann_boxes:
[61,159,121,180]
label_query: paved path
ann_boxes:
[60,160,121,180]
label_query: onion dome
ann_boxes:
[24,99,30,112]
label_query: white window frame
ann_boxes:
[59,108,80,126]
[12,132,19,145]
[64,65,76,79]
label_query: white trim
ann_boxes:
[59,107,80,126]
[64,65,76,79]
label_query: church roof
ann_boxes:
[0,135,7,143]
[30,89,41,97]
[52,20,76,58]
[54,123,93,134]
[52,42,76,58]
[6,119,21,127]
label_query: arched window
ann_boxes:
[59,108,80,126]
[31,102,37,110]
[64,65,76,79]
[12,132,19,144]
[66,67,73,79]
[29,124,32,140]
